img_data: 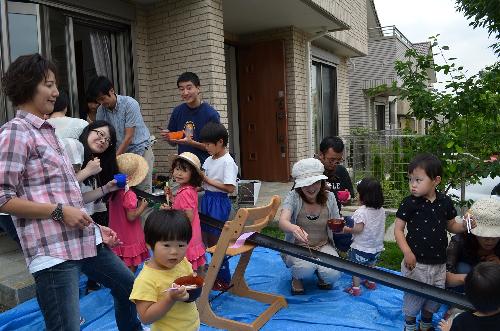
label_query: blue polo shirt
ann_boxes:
[167,102,220,164]
[96,95,150,155]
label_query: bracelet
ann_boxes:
[101,186,106,195]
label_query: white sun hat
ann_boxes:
[292,158,328,189]
[469,198,500,238]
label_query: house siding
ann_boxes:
[349,36,398,129]
[312,0,368,55]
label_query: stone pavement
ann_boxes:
[0,181,398,309]
[0,233,35,309]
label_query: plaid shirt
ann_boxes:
[0,111,97,265]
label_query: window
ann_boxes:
[7,1,39,60]
[376,104,385,131]
[311,61,338,151]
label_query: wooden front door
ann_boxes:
[238,40,289,182]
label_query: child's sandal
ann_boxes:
[344,286,361,296]
[362,280,377,290]
[291,278,305,295]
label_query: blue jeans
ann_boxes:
[448,262,472,293]
[33,244,142,331]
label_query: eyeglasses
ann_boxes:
[91,129,112,145]
[324,157,344,165]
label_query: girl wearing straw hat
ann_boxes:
[108,153,150,273]
[163,152,206,275]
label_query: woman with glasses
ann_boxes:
[79,120,119,227]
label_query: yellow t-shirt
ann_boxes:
[130,258,200,331]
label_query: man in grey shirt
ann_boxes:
[89,76,154,192]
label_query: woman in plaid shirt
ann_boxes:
[0,54,143,331]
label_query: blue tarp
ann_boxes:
[0,247,446,330]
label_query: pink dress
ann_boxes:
[109,190,150,267]
[172,185,206,270]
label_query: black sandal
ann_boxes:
[291,278,305,295]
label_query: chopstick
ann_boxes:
[299,227,315,259]
[465,214,472,233]
[163,284,198,292]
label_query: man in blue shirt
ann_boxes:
[160,72,220,165]
[89,76,154,192]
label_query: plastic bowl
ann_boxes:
[327,218,345,233]
[173,275,204,302]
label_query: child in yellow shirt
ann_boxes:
[130,209,200,331]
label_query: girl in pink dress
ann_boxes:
[109,153,150,273]
[164,152,206,275]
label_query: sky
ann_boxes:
[374,0,498,87]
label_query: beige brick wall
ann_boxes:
[336,57,350,137]
[134,0,227,174]
[312,0,368,55]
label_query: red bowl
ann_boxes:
[173,275,204,302]
[327,218,345,233]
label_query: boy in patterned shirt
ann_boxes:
[394,153,473,331]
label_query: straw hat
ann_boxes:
[469,198,500,238]
[173,152,203,175]
[116,153,149,187]
[291,158,327,188]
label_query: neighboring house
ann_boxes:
[0,0,369,182]
[348,0,436,134]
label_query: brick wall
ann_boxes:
[134,0,227,173]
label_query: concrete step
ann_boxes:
[0,233,35,309]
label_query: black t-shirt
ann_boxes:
[324,165,354,215]
[450,311,500,331]
[396,192,457,264]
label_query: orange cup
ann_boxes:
[167,131,184,140]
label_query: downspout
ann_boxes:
[305,29,337,157]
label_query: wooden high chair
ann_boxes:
[198,195,287,331]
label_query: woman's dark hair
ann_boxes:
[199,122,228,146]
[296,180,328,206]
[1,53,57,106]
[144,209,192,248]
[357,177,384,209]
[52,90,69,114]
[79,120,118,187]
[462,233,500,262]
[464,262,500,313]
[408,153,442,179]
[171,158,203,187]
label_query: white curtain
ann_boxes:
[90,31,112,79]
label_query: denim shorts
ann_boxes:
[348,248,381,266]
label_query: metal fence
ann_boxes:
[343,129,419,208]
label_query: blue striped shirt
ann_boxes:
[97,94,150,155]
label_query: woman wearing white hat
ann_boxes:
[279,158,342,295]
[446,198,500,290]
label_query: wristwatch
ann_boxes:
[51,203,64,222]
